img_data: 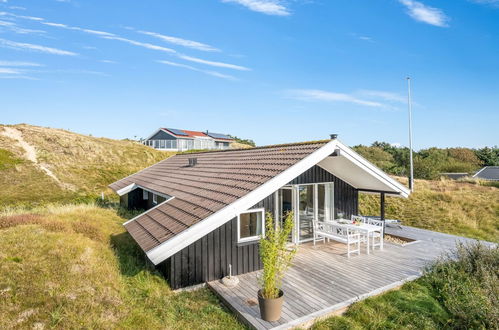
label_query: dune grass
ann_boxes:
[0,124,172,208]
[360,178,499,242]
[0,204,244,329]
[312,243,499,330]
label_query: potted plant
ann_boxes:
[257,212,296,322]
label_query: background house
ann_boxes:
[473,166,499,181]
[143,128,234,151]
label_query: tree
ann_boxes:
[475,147,499,166]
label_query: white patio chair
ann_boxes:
[367,218,384,250]
[351,215,368,224]
[351,215,369,245]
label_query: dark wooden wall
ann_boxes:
[149,130,176,140]
[156,165,357,289]
[158,194,274,289]
[288,165,358,219]
[121,188,167,211]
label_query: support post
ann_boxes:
[380,192,386,237]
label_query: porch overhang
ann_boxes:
[317,141,410,198]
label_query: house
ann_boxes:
[143,127,234,151]
[109,136,410,289]
[473,166,499,181]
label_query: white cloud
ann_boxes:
[287,89,384,107]
[139,30,220,52]
[157,60,236,80]
[0,19,45,34]
[357,90,406,103]
[2,11,250,72]
[42,21,115,36]
[0,12,44,21]
[103,35,176,53]
[0,67,21,74]
[358,36,373,42]
[470,0,499,6]
[0,38,77,55]
[0,60,43,66]
[222,0,290,16]
[399,0,449,27]
[177,54,250,71]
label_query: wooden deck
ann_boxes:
[208,226,483,329]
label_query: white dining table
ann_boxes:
[328,220,383,254]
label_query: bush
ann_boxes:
[258,212,295,299]
[421,242,499,329]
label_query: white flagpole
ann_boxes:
[407,77,414,192]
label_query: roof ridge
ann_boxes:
[177,139,332,156]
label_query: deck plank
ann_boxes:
[208,226,490,330]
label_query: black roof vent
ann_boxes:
[330,134,338,139]
[188,158,198,167]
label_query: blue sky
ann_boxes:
[1,0,498,148]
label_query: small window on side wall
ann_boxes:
[237,209,265,243]
[143,190,148,200]
[152,194,158,204]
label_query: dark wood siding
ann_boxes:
[148,130,176,140]
[288,165,358,219]
[158,193,273,289]
[156,165,357,289]
[120,188,167,211]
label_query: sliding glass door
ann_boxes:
[317,183,334,222]
[277,182,334,244]
[297,185,315,242]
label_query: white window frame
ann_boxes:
[143,190,149,200]
[152,193,158,204]
[237,208,265,243]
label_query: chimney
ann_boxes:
[330,134,338,139]
[188,157,197,167]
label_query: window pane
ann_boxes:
[239,211,262,239]
[318,183,334,221]
[298,185,314,240]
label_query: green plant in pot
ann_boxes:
[258,212,296,322]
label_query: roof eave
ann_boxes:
[145,140,340,265]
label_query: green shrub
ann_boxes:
[259,212,295,299]
[421,242,499,329]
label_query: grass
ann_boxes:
[0,124,172,208]
[1,124,497,328]
[0,149,23,170]
[360,177,499,242]
[0,204,244,329]
[312,243,498,330]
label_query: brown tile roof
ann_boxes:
[109,141,329,253]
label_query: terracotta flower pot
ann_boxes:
[257,289,284,322]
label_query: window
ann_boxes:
[317,183,334,221]
[237,209,265,243]
[152,194,158,204]
[143,190,148,200]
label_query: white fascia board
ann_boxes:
[146,140,339,265]
[335,141,411,198]
[123,196,175,226]
[116,183,137,196]
[116,183,171,199]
